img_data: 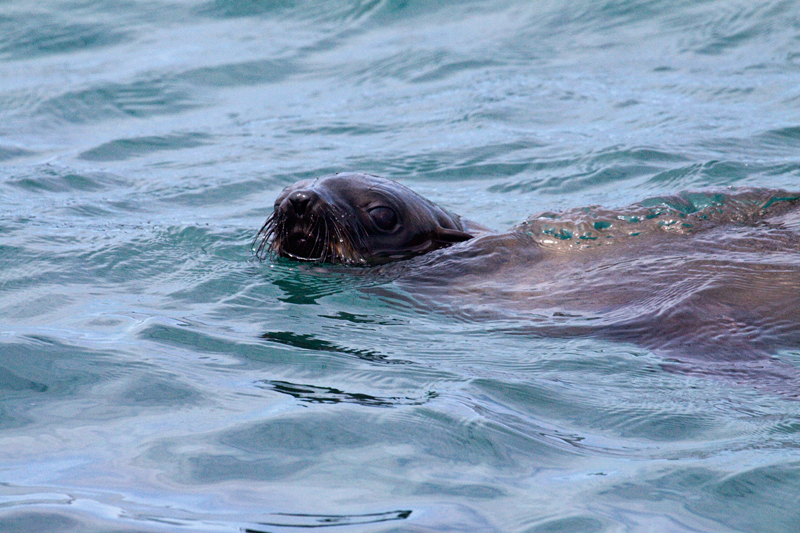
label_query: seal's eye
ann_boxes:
[368,206,398,231]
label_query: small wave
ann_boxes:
[0,145,35,162]
[36,78,198,124]
[0,11,129,60]
[179,58,297,87]
[488,147,690,194]
[79,132,213,162]
[196,0,296,19]
[196,0,472,25]
[7,167,126,193]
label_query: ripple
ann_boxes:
[7,167,128,193]
[487,147,690,194]
[36,78,197,124]
[0,145,35,162]
[674,2,789,56]
[410,58,504,83]
[79,132,213,162]
[179,58,297,87]
[527,516,605,533]
[196,0,469,25]
[0,366,48,394]
[604,463,800,532]
[119,377,202,407]
[196,0,296,19]
[0,12,129,60]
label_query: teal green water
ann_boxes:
[2,1,800,531]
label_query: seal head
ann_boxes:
[254,173,475,265]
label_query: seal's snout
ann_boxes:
[286,190,314,216]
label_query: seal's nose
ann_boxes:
[287,190,314,216]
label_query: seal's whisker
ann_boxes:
[309,216,330,263]
[253,212,278,260]
[331,218,345,262]
[332,216,357,264]
[322,217,333,263]
[328,210,362,264]
[312,215,325,262]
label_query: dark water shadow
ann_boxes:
[245,509,412,531]
[261,331,407,364]
[258,379,436,407]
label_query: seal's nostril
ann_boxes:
[288,190,313,215]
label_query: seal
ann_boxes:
[255,172,800,266]
[255,173,800,371]
[253,173,800,394]
[254,172,482,265]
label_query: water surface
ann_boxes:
[2,0,800,532]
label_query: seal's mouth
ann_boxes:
[252,208,367,265]
[281,222,326,260]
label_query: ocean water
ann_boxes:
[2,0,800,531]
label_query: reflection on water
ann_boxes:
[261,331,399,363]
[246,509,413,531]
[260,379,436,406]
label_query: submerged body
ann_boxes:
[256,173,800,383]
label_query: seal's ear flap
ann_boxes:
[434,228,474,243]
